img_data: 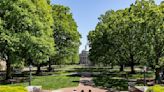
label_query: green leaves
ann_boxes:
[51,5,80,64]
[0,0,82,77]
[0,0,55,65]
[88,0,164,69]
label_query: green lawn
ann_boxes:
[6,75,80,90]
[93,75,128,91]
[0,65,81,90]
[0,65,156,90]
[128,71,155,79]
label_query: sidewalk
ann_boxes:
[52,77,108,92]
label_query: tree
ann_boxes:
[143,1,164,83]
[48,5,80,71]
[88,0,161,74]
[88,8,143,73]
[0,0,55,79]
[46,0,51,4]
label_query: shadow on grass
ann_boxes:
[93,75,128,91]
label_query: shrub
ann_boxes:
[146,85,164,92]
[0,86,27,92]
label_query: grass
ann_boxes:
[0,65,156,91]
[128,71,155,79]
[0,65,81,90]
[93,75,128,91]
[90,66,155,91]
[5,75,80,90]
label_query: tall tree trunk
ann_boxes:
[130,54,135,74]
[120,64,124,72]
[48,61,53,72]
[36,64,41,75]
[130,64,135,74]
[6,56,12,80]
[111,63,113,69]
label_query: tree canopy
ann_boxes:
[51,5,81,64]
[0,0,55,79]
[88,0,164,77]
[0,0,81,78]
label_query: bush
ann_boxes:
[146,85,164,92]
[0,86,27,92]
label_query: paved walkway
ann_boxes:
[52,77,108,92]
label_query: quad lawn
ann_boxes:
[0,65,157,91]
[4,75,80,90]
[0,65,81,90]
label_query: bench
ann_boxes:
[8,79,17,84]
[136,78,154,86]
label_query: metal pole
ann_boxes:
[144,70,146,86]
[144,66,146,86]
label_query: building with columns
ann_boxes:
[79,43,91,65]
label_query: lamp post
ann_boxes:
[29,64,33,86]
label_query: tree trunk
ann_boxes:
[130,64,135,74]
[6,56,12,80]
[120,64,124,72]
[155,57,160,84]
[130,54,135,74]
[111,64,113,69]
[48,61,53,72]
[36,64,41,75]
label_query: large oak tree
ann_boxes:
[0,0,55,79]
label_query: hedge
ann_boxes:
[146,85,164,92]
[0,86,27,92]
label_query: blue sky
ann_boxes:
[51,0,162,53]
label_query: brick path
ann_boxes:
[52,77,108,92]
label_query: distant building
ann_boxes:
[79,50,91,65]
[0,60,6,70]
[79,42,91,65]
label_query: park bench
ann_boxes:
[10,69,29,83]
[146,79,154,86]
[101,72,128,79]
[137,78,154,86]
[129,87,143,92]
[8,79,17,84]
[129,86,148,92]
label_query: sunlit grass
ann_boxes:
[6,75,80,90]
